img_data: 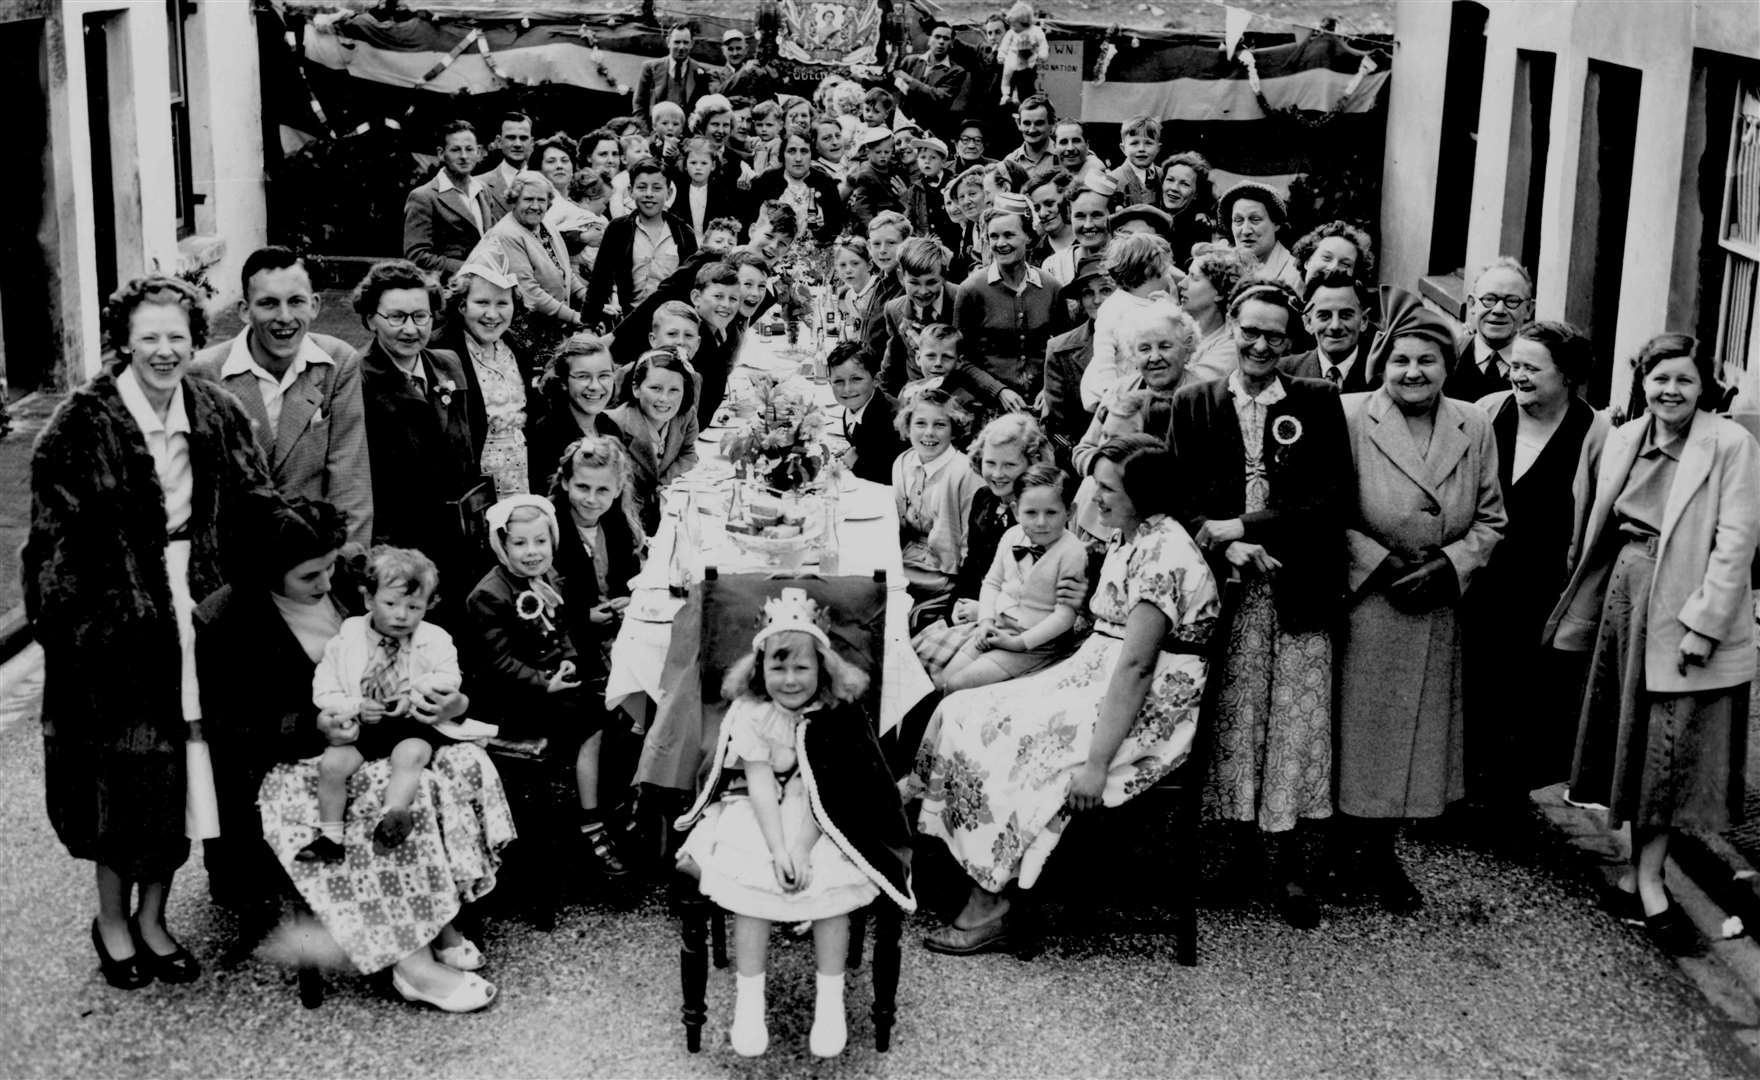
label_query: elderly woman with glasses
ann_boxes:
[1167,279,1353,929]
[1334,287,1506,913]
[470,170,589,363]
[353,259,483,595]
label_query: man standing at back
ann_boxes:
[894,21,970,141]
[634,23,716,120]
[1003,94,1058,189]
[1446,256,1534,400]
[191,246,373,546]
[476,112,536,222]
[403,120,497,279]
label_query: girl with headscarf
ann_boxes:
[463,494,629,877]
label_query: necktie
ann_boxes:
[361,635,403,707]
[1326,365,1343,387]
[1486,350,1507,379]
[1013,543,1047,564]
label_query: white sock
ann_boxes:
[320,821,344,844]
[730,972,768,1057]
[809,971,847,1058]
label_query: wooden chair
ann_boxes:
[672,567,905,1053]
[1008,572,1242,967]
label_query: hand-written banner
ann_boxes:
[1041,38,1085,121]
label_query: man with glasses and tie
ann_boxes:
[633,22,717,121]
[352,260,485,611]
[1279,270,1373,393]
[1445,256,1534,401]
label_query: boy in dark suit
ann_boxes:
[828,342,904,486]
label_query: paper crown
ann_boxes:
[752,587,832,651]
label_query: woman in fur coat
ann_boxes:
[24,276,282,989]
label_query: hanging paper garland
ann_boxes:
[420,26,482,84]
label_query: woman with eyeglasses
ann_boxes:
[1166,279,1353,929]
[354,259,484,597]
[1333,288,1506,913]
[528,333,625,492]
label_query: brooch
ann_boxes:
[436,379,458,407]
[515,588,556,632]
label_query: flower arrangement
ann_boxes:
[719,373,831,493]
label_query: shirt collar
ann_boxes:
[1474,335,1507,367]
[1320,346,1360,375]
[914,447,956,481]
[116,366,192,437]
[1227,368,1288,409]
[222,328,330,382]
[986,262,1043,291]
[1641,419,1685,460]
[436,170,483,198]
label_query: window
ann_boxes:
[1713,84,1760,388]
[1500,50,1555,277]
[1566,60,1641,406]
[1426,1,1488,277]
[166,0,195,238]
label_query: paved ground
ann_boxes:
[0,646,1753,1079]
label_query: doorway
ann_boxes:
[0,18,52,397]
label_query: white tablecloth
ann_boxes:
[604,332,932,739]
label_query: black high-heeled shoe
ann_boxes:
[91,920,152,990]
[129,917,201,984]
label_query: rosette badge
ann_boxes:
[1271,415,1304,446]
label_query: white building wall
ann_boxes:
[1385,0,1760,410]
[41,0,265,383]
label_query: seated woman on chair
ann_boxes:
[197,498,514,1013]
[907,435,1220,955]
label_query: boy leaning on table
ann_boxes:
[827,340,905,487]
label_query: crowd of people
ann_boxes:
[23,8,1760,1062]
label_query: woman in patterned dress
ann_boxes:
[1166,280,1352,928]
[912,434,1220,955]
[436,256,537,500]
[197,498,515,1010]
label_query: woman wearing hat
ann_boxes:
[1218,181,1302,291]
[434,254,539,500]
[953,193,1073,411]
[1334,287,1506,911]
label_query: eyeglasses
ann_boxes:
[957,134,984,144]
[1235,326,1291,351]
[1471,293,1529,311]
[374,311,433,328]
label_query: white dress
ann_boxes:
[678,697,880,921]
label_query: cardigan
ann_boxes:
[953,263,1071,402]
[980,524,1088,648]
[1166,373,1354,631]
[471,213,587,326]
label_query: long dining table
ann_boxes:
[604,327,934,793]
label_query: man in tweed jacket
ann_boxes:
[192,246,373,546]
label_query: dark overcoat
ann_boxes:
[24,371,280,878]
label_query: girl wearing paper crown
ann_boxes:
[463,493,628,878]
[675,587,915,1059]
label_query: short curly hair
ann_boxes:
[351,260,441,324]
[1157,151,1214,212]
[968,411,1052,472]
[1226,277,1304,324]
[1186,247,1256,310]
[1291,220,1376,282]
[103,275,210,357]
[1104,233,1174,291]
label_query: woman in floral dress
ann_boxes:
[436,257,536,499]
[912,434,1220,955]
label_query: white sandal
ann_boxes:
[391,969,497,1013]
[433,938,484,971]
